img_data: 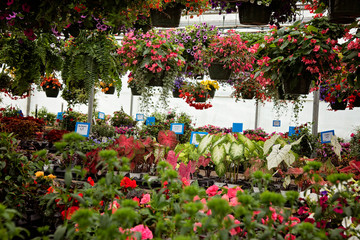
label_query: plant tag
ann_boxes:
[75,122,91,137]
[190,131,208,147]
[136,113,145,121]
[321,130,335,144]
[170,123,184,134]
[273,120,281,127]
[232,123,243,133]
[146,117,155,126]
[289,126,298,136]
[98,112,105,120]
[56,112,64,120]
[18,110,23,117]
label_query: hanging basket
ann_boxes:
[147,77,164,87]
[282,77,312,95]
[208,63,232,81]
[45,88,59,98]
[194,94,207,103]
[330,99,348,110]
[353,95,360,107]
[104,86,115,95]
[238,2,272,25]
[278,86,300,100]
[208,88,216,99]
[329,0,360,24]
[130,87,141,96]
[150,3,184,28]
[242,91,255,100]
[173,88,181,98]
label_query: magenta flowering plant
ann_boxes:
[118,29,185,112]
[198,30,256,75]
[254,17,346,95]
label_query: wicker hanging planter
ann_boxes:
[238,2,272,25]
[45,88,59,98]
[150,3,184,28]
[330,99,348,110]
[329,0,360,24]
[104,86,115,95]
[208,63,232,81]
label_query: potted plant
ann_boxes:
[171,23,219,78]
[146,0,210,27]
[302,0,360,23]
[62,30,123,105]
[200,79,220,98]
[40,74,62,98]
[117,29,185,112]
[231,75,262,100]
[255,17,346,95]
[179,81,213,109]
[342,31,360,91]
[173,76,186,98]
[200,30,255,81]
[99,81,116,95]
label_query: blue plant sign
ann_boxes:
[190,132,209,147]
[170,123,184,134]
[146,117,155,126]
[18,110,23,117]
[136,113,145,121]
[232,123,243,133]
[98,112,105,120]
[289,126,297,136]
[75,122,91,137]
[321,130,335,144]
[56,112,63,120]
[273,120,281,127]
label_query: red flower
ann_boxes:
[120,177,137,189]
[87,177,95,186]
[61,206,79,220]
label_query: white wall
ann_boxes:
[2,75,359,141]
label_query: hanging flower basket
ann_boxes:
[329,0,360,24]
[150,3,184,28]
[131,87,141,96]
[208,88,216,99]
[238,2,272,25]
[330,99,348,110]
[45,88,59,98]
[147,77,164,87]
[104,86,115,95]
[242,91,255,100]
[194,94,207,103]
[173,88,181,98]
[353,95,360,107]
[282,77,312,95]
[208,63,232,81]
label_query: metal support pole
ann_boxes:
[35,104,38,118]
[61,103,64,112]
[130,92,134,117]
[312,90,320,137]
[26,89,31,116]
[87,84,95,132]
[254,100,260,129]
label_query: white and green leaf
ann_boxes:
[198,134,213,154]
[263,134,280,155]
[330,135,342,160]
[230,142,244,161]
[211,145,226,165]
[266,144,292,170]
[215,163,226,177]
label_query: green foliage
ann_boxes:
[0,204,29,239]
[111,108,136,127]
[33,107,57,126]
[91,124,116,139]
[350,127,360,160]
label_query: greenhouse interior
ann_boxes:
[1,0,360,239]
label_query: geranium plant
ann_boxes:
[40,74,62,90]
[255,17,346,95]
[117,29,185,112]
[199,30,255,76]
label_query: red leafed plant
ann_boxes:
[45,129,70,143]
[157,130,178,150]
[0,116,44,140]
[339,160,360,180]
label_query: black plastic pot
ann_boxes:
[329,0,360,24]
[104,86,115,94]
[330,99,348,110]
[208,63,232,81]
[45,88,59,98]
[150,3,184,28]
[238,2,272,25]
[130,87,141,96]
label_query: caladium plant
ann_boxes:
[197,133,263,182]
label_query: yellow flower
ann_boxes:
[35,171,44,178]
[47,174,56,180]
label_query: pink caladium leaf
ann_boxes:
[190,160,197,174]
[178,162,191,180]
[158,130,179,150]
[198,156,210,167]
[166,150,178,170]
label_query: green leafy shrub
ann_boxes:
[111,108,136,127]
[33,107,57,126]
[91,124,116,139]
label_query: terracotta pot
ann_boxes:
[238,2,272,25]
[150,3,184,28]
